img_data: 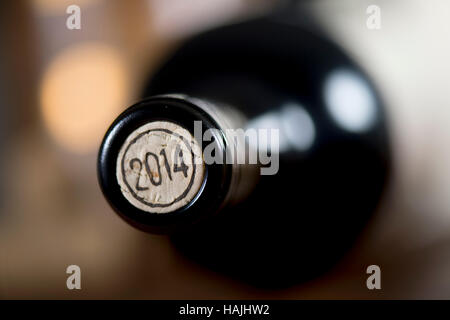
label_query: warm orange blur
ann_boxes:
[40,43,129,153]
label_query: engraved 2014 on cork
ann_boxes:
[116,121,204,214]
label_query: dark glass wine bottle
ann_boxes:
[98,14,390,286]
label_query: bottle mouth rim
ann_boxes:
[97,95,232,234]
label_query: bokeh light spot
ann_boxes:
[40,43,129,154]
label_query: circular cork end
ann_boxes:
[116,121,205,214]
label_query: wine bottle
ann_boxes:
[98,15,390,286]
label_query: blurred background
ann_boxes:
[1,0,450,299]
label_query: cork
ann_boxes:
[116,121,205,214]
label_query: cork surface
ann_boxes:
[116,121,204,214]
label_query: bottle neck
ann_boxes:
[98,94,266,233]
